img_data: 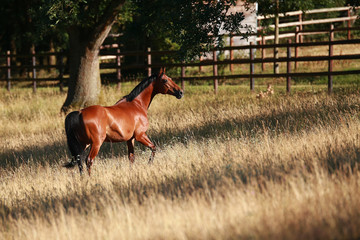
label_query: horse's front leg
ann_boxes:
[135,133,156,164]
[127,138,135,164]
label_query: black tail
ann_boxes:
[64,111,85,168]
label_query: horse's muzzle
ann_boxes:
[175,90,184,99]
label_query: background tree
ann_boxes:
[0,0,36,54]
[0,0,71,82]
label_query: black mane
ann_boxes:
[123,74,157,102]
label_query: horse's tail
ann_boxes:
[63,111,85,169]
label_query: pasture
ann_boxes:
[0,82,360,239]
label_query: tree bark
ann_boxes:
[61,28,102,113]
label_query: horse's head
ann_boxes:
[155,68,183,99]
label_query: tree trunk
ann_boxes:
[61,26,112,113]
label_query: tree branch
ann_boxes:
[89,0,126,49]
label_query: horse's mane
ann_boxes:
[119,74,158,103]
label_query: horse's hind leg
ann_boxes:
[86,143,101,176]
[76,155,83,174]
[127,138,135,164]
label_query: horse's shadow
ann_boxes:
[0,140,129,170]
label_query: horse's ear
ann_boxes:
[159,67,166,76]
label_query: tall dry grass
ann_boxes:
[0,84,359,239]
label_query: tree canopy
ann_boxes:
[1,0,251,59]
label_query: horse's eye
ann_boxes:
[163,79,168,84]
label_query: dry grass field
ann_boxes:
[0,83,360,239]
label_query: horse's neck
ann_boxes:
[133,83,157,110]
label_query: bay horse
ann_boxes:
[63,68,183,175]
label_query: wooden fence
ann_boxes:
[257,5,360,42]
[0,51,66,93]
[99,25,360,94]
[1,26,360,94]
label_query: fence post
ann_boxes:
[287,39,292,94]
[261,34,266,71]
[58,53,64,92]
[273,42,279,74]
[295,26,300,70]
[213,50,218,94]
[116,48,122,91]
[229,34,234,72]
[6,50,11,91]
[147,47,151,77]
[347,7,351,40]
[328,24,334,94]
[250,42,254,91]
[199,55,203,72]
[181,62,185,90]
[299,13,303,43]
[32,49,37,93]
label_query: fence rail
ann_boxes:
[257,6,360,20]
[1,25,360,94]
